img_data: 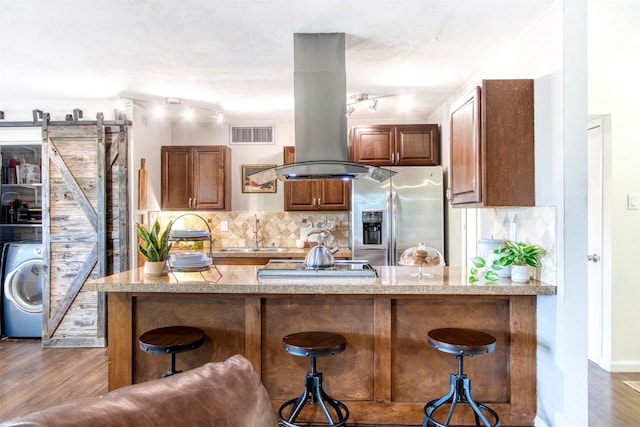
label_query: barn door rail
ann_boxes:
[0,109,132,128]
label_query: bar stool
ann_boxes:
[139,325,206,378]
[279,331,350,427]
[422,328,500,427]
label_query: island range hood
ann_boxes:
[250,33,395,183]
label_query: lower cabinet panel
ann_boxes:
[113,294,536,426]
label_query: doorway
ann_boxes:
[587,115,611,369]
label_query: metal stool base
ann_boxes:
[161,353,182,378]
[422,355,500,427]
[279,357,349,427]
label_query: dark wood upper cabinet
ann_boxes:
[349,124,440,166]
[161,145,231,210]
[283,146,351,211]
[449,79,534,207]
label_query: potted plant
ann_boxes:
[495,240,545,282]
[137,220,172,275]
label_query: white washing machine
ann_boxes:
[2,243,43,338]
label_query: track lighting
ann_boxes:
[132,98,223,123]
[347,93,381,116]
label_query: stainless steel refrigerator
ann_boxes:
[351,166,444,265]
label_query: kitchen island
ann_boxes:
[85,265,555,426]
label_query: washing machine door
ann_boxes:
[4,259,44,314]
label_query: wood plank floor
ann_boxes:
[1,338,640,425]
[0,338,108,422]
[588,360,640,426]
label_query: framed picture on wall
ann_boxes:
[241,164,277,193]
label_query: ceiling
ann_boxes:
[0,0,619,123]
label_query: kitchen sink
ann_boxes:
[218,247,288,253]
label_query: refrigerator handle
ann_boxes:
[386,191,392,265]
[390,191,398,264]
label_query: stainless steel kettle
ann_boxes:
[305,231,339,268]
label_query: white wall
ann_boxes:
[588,0,640,370]
[428,2,589,426]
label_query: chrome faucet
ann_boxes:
[252,214,262,249]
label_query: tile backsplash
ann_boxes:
[476,206,556,283]
[152,206,556,284]
[153,211,349,249]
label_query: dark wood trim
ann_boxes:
[107,293,133,389]
[374,298,392,402]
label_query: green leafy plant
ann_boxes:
[136,220,172,262]
[469,256,503,283]
[495,240,545,267]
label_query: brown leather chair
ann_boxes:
[3,354,279,427]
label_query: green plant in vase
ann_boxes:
[137,220,172,274]
[495,240,545,282]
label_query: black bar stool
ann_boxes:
[422,328,500,427]
[279,331,350,427]
[139,325,206,378]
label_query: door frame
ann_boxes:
[587,115,613,369]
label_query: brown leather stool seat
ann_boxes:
[279,331,349,427]
[422,328,500,427]
[139,325,206,378]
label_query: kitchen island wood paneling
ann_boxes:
[86,266,555,426]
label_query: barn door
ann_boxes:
[41,115,129,347]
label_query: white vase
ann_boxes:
[510,265,531,282]
[144,261,166,276]
[478,239,511,278]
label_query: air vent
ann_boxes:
[230,125,274,145]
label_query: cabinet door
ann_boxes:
[192,146,229,210]
[283,147,351,211]
[350,124,440,166]
[161,146,193,209]
[449,80,534,207]
[350,126,394,165]
[316,180,351,210]
[283,147,315,211]
[449,87,482,205]
[395,125,440,165]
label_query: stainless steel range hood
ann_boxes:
[250,33,395,184]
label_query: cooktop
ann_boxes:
[257,259,377,278]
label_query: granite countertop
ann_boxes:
[208,247,352,258]
[85,266,556,296]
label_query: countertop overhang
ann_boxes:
[85,266,556,296]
